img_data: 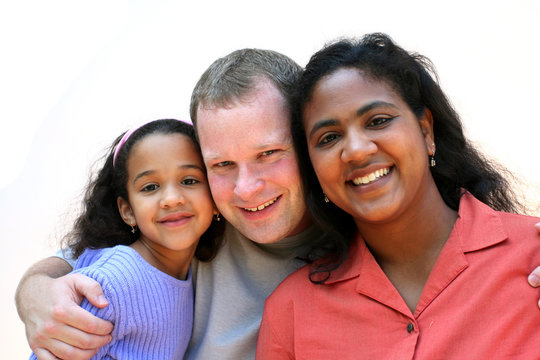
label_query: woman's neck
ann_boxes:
[357,185,458,312]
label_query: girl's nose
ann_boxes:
[160,185,185,208]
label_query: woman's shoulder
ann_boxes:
[497,210,540,241]
[460,192,539,238]
[265,263,315,304]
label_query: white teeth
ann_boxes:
[244,197,278,212]
[352,167,390,186]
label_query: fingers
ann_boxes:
[32,321,109,360]
[57,304,114,342]
[32,348,58,360]
[527,265,540,309]
[71,274,109,308]
[61,273,114,335]
[33,337,100,360]
[528,266,540,288]
[25,273,113,357]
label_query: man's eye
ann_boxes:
[216,161,232,167]
[261,150,276,156]
[142,184,159,192]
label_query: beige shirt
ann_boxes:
[185,222,324,360]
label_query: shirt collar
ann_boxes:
[323,191,508,284]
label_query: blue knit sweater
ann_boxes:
[30,245,194,359]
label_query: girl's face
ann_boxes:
[118,133,216,256]
[302,68,435,226]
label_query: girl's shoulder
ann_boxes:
[74,245,193,295]
[73,245,146,290]
[74,245,133,269]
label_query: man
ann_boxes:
[16,48,322,360]
[15,48,540,360]
[184,48,322,359]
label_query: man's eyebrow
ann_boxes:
[203,154,223,164]
[308,101,398,140]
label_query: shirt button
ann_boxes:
[407,323,414,333]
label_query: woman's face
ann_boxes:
[303,68,435,225]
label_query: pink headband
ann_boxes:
[112,118,193,167]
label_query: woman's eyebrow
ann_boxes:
[308,101,398,140]
[356,101,397,117]
[308,119,338,140]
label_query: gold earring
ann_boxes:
[324,194,330,203]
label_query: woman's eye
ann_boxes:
[368,116,394,128]
[142,184,159,192]
[182,178,200,186]
[318,133,340,146]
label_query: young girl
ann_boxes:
[30,119,223,359]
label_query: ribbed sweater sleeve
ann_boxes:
[30,245,194,360]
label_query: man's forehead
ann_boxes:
[196,77,285,118]
[196,91,293,161]
[198,119,293,159]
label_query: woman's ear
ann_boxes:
[420,108,435,155]
[117,196,136,226]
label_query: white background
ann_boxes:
[1,1,539,357]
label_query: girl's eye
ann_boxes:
[368,116,395,128]
[317,133,340,147]
[141,184,159,192]
[182,178,200,186]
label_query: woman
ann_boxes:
[256,33,540,359]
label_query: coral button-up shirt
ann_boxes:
[256,193,540,359]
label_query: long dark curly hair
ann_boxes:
[64,119,224,261]
[292,33,524,282]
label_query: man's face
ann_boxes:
[196,79,311,244]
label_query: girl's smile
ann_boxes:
[157,212,194,228]
[118,132,217,278]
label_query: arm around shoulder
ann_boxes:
[16,256,74,322]
[16,256,113,360]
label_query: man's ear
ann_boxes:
[117,196,136,226]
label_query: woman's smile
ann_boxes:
[349,166,392,186]
[303,68,435,224]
